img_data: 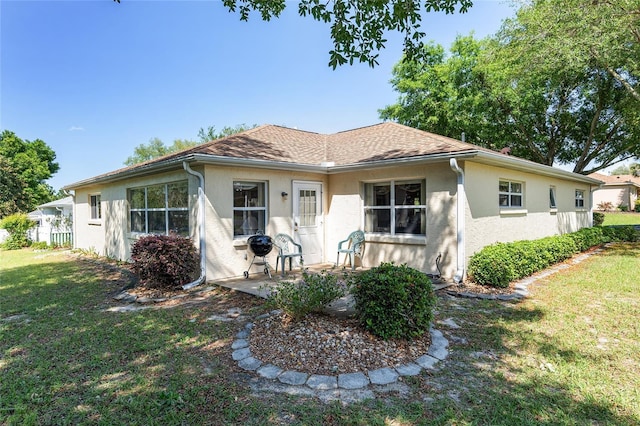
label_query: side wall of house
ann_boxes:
[326,162,458,278]
[463,161,593,260]
[201,165,328,280]
[73,170,197,258]
[593,186,633,209]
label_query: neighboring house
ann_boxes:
[64,123,601,283]
[589,172,640,211]
[27,196,74,244]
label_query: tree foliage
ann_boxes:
[114,0,472,68]
[0,131,59,217]
[123,124,256,166]
[380,1,640,174]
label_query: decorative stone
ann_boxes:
[238,357,262,371]
[256,364,283,379]
[113,292,137,303]
[278,371,308,386]
[415,354,439,370]
[231,339,249,350]
[232,348,251,361]
[427,329,449,361]
[338,372,369,389]
[245,322,254,330]
[236,329,249,339]
[394,362,422,376]
[306,375,338,390]
[368,368,399,385]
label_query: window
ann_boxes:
[364,180,426,235]
[128,181,189,236]
[575,189,585,208]
[90,194,101,220]
[233,181,266,237]
[549,186,557,209]
[499,180,523,208]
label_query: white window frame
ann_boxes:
[499,180,524,208]
[89,194,101,222]
[233,181,268,238]
[575,189,585,209]
[127,181,189,236]
[363,179,426,236]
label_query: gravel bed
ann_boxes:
[249,313,431,376]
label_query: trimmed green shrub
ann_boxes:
[635,200,640,213]
[264,270,347,321]
[130,234,200,290]
[31,241,49,250]
[593,211,605,226]
[349,262,435,340]
[469,225,639,288]
[602,225,639,242]
[0,213,34,250]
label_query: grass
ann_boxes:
[602,211,640,226]
[1,246,639,424]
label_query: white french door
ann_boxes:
[292,181,323,265]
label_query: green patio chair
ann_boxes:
[336,230,365,270]
[274,233,303,277]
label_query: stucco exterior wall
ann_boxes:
[327,162,458,278]
[463,161,592,259]
[593,185,637,210]
[201,165,327,280]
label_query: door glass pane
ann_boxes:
[299,189,316,227]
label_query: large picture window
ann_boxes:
[364,180,426,235]
[128,181,189,236]
[499,180,523,208]
[233,181,267,237]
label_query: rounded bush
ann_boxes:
[349,262,435,340]
[130,234,200,290]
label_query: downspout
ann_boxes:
[182,162,206,290]
[449,158,466,284]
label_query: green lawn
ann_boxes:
[602,211,640,226]
[1,247,639,425]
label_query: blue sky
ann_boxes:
[1,0,517,190]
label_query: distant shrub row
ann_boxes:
[468,226,639,288]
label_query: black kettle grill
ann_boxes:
[244,232,273,279]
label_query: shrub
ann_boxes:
[130,234,200,290]
[0,213,34,250]
[619,204,629,212]
[593,211,605,226]
[31,241,49,250]
[568,227,604,252]
[635,199,640,213]
[349,262,435,340]
[601,225,639,242]
[264,270,347,321]
[597,201,613,212]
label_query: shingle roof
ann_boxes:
[65,122,593,188]
[589,172,640,187]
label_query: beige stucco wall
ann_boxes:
[593,185,637,209]
[201,165,328,280]
[463,161,592,259]
[327,162,458,278]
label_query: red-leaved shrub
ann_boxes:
[130,234,199,289]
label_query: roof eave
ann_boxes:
[473,151,603,185]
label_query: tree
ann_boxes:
[114,0,473,68]
[611,162,640,176]
[124,124,256,165]
[196,123,257,143]
[380,6,640,175]
[0,131,59,217]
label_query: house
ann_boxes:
[27,196,74,245]
[64,123,601,284]
[589,172,640,211]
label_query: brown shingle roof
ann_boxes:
[589,172,640,187]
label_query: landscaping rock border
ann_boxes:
[232,310,449,391]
